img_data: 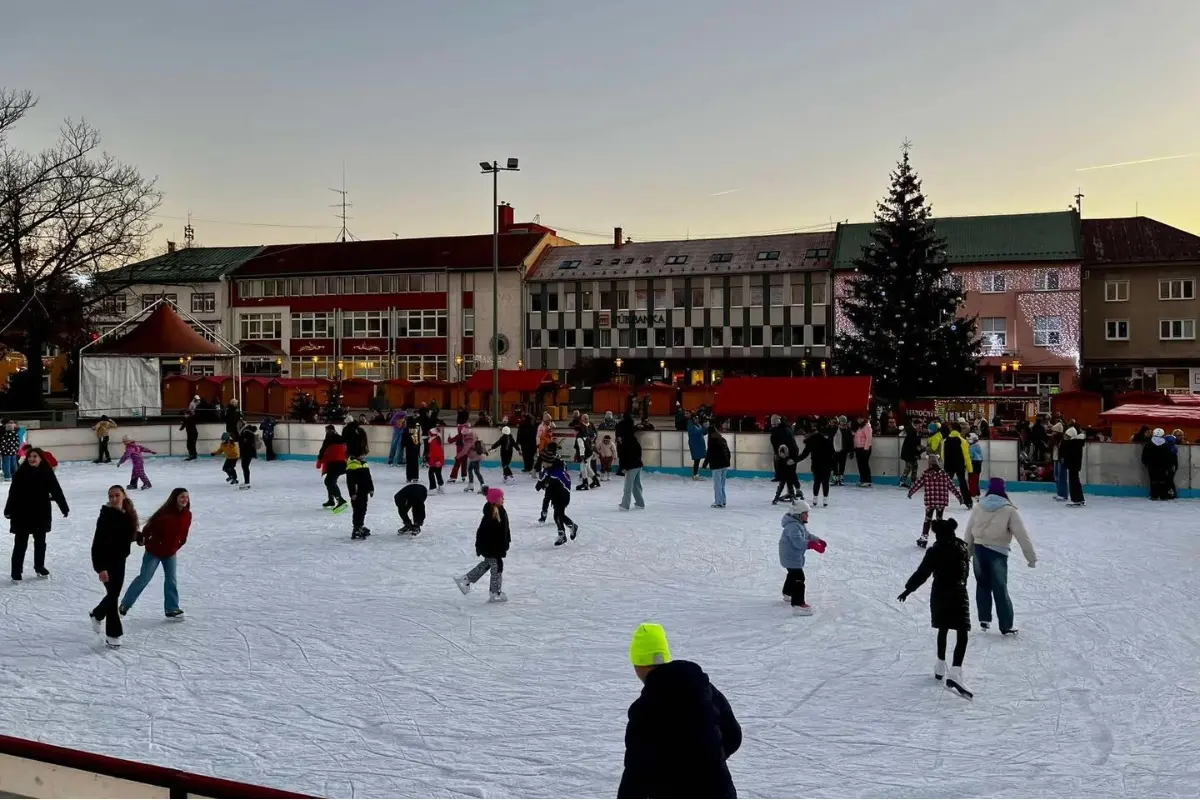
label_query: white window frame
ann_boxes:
[397,310,447,338]
[1105,319,1129,341]
[1159,279,1195,301]
[810,282,828,305]
[190,293,216,314]
[239,312,282,340]
[1032,315,1062,347]
[1160,319,1196,341]
[341,311,389,339]
[1034,271,1061,291]
[981,273,1006,293]
[1105,280,1129,302]
[291,312,335,339]
[980,317,1007,352]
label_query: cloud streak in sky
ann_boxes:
[709,189,740,197]
[1076,153,1199,172]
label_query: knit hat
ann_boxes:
[986,476,1008,499]
[928,421,939,433]
[629,623,672,667]
[788,500,812,516]
[927,453,942,469]
[968,433,979,443]
[502,426,511,436]
[221,432,231,442]
[930,517,958,540]
[1153,428,1165,438]
[486,487,504,504]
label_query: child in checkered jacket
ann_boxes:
[907,454,965,548]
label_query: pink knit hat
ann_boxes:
[486,487,504,504]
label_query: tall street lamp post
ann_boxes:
[480,158,520,422]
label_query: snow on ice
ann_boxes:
[1,458,1198,798]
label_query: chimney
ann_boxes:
[167,241,177,253]
[614,227,623,249]
[498,203,515,234]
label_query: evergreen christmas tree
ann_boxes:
[834,145,981,404]
[321,379,348,424]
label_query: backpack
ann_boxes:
[474,439,484,455]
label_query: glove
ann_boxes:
[807,538,827,553]
[897,591,910,603]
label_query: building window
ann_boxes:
[396,310,446,338]
[581,289,594,311]
[791,326,804,345]
[709,253,733,263]
[1160,319,1196,340]
[730,286,744,307]
[769,276,784,307]
[756,251,780,261]
[1105,280,1129,302]
[583,329,596,348]
[711,327,724,346]
[672,328,685,347]
[653,287,667,309]
[142,293,178,309]
[790,284,805,305]
[99,294,128,315]
[771,327,784,346]
[981,273,1006,293]
[692,328,705,347]
[980,317,1007,352]
[592,258,603,266]
[618,329,630,348]
[811,325,827,346]
[617,290,630,310]
[342,311,390,339]
[290,312,335,339]
[691,287,705,307]
[190,293,215,314]
[635,329,648,348]
[641,257,653,264]
[527,329,542,348]
[242,357,282,377]
[565,329,577,348]
[673,288,686,308]
[751,327,764,346]
[239,312,282,340]
[600,329,612,347]
[811,282,828,305]
[731,327,745,347]
[1034,271,1060,291]
[559,260,582,270]
[548,329,561,347]
[1032,315,1062,347]
[395,356,447,382]
[635,283,648,309]
[565,292,577,312]
[710,287,723,308]
[1159,279,1195,300]
[547,292,559,312]
[1105,320,1129,341]
[654,328,667,347]
[292,356,335,378]
[624,258,634,265]
[188,322,218,343]
[463,309,474,337]
[750,285,763,307]
[664,255,688,265]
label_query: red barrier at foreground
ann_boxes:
[0,734,313,799]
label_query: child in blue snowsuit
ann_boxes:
[537,456,577,546]
[778,501,826,615]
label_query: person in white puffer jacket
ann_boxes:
[963,477,1037,636]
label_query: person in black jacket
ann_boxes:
[6,448,69,580]
[90,486,137,648]
[705,424,732,508]
[179,410,199,461]
[769,415,802,505]
[615,411,638,478]
[488,425,520,482]
[223,399,242,436]
[617,416,645,510]
[346,458,375,539]
[1060,427,1086,506]
[898,518,972,699]
[454,489,511,602]
[899,422,924,488]
[237,425,259,487]
[798,427,834,507]
[517,414,537,473]
[394,482,428,535]
[342,419,369,460]
[619,623,741,799]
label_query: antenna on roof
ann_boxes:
[183,211,195,247]
[1074,188,1084,216]
[330,162,354,242]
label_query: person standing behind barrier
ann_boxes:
[618,423,645,511]
[93,416,118,464]
[120,488,189,619]
[853,416,874,487]
[706,423,731,508]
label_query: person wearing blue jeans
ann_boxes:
[121,551,179,614]
[972,546,1014,632]
[388,411,407,466]
[620,468,645,509]
[963,477,1036,635]
[120,487,191,618]
[712,468,728,507]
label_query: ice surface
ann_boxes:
[1,459,1198,798]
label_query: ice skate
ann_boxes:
[821,499,828,507]
[554,532,567,546]
[538,513,547,524]
[332,499,349,514]
[90,615,102,634]
[576,483,588,491]
[322,499,335,509]
[463,484,475,493]
[165,609,184,619]
[792,604,814,616]
[361,527,371,536]
[351,528,366,540]
[1001,628,1019,637]
[590,478,600,489]
[141,482,152,490]
[980,621,990,631]
[105,637,122,649]
[945,666,973,699]
[447,478,457,484]
[692,475,701,481]
[238,484,252,491]
[917,536,928,548]
[409,526,421,536]
[711,502,724,508]
[488,592,508,603]
[454,576,471,595]
[35,567,49,578]
[569,522,579,540]
[398,524,413,535]
[934,659,947,681]
[436,486,445,495]
[118,603,129,616]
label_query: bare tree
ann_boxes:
[0,87,162,407]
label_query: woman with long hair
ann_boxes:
[6,447,69,581]
[120,488,191,619]
[90,486,138,648]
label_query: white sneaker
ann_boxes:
[105,636,121,649]
[934,659,947,681]
[488,592,508,603]
[454,576,471,595]
[945,665,973,699]
[90,616,101,635]
[792,604,814,616]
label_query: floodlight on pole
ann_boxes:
[479,157,521,422]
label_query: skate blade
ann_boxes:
[946,680,973,699]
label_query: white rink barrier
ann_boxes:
[23,423,1194,496]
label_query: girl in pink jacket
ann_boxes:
[853,419,873,488]
[118,436,156,490]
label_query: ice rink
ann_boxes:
[1,457,1198,798]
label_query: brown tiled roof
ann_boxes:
[1082,217,1200,265]
[234,233,547,276]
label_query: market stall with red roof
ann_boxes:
[1099,403,1200,442]
[714,377,873,420]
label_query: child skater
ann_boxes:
[346,457,374,539]
[536,440,559,524]
[465,434,486,493]
[898,517,973,699]
[574,427,598,491]
[403,420,422,484]
[597,433,616,481]
[797,426,834,508]
[93,415,118,463]
[427,427,446,493]
[537,448,578,546]
[778,500,827,616]
[119,435,155,490]
[395,482,428,536]
[907,454,965,549]
[488,425,519,483]
[316,426,349,512]
[90,485,137,648]
[454,487,510,602]
[1,419,21,480]
[967,433,984,499]
[212,433,241,484]
[237,424,260,489]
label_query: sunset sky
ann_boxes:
[4,0,1198,249]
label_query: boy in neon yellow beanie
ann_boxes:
[619,623,741,799]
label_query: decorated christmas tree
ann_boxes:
[321,379,348,424]
[834,144,981,405]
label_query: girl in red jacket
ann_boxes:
[316,427,348,513]
[906,455,965,548]
[427,427,446,494]
[120,487,191,619]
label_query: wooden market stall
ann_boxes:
[680,384,717,412]
[241,377,271,415]
[1051,390,1103,428]
[197,375,235,406]
[383,379,414,409]
[340,378,377,409]
[463,370,557,417]
[266,378,331,417]
[161,375,201,412]
[413,379,453,411]
[1099,403,1200,442]
[715,377,873,420]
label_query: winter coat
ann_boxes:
[853,423,873,451]
[617,659,741,800]
[0,427,21,456]
[237,428,259,459]
[943,431,972,474]
[900,428,923,462]
[346,460,375,498]
[118,442,155,469]
[142,509,191,560]
[474,503,511,559]
[260,418,276,439]
[316,434,347,474]
[1142,438,1172,474]
[574,436,593,462]
[1061,437,1085,472]
[427,436,446,468]
[468,435,485,463]
[797,431,834,474]
[688,420,707,461]
[343,422,369,459]
[536,422,556,453]
[223,404,241,433]
[94,420,118,440]
[538,459,573,507]
[5,463,68,534]
[518,417,537,450]
[489,433,519,461]
[778,514,819,570]
[904,529,971,631]
[212,441,240,460]
[599,411,616,430]
[596,437,617,460]
[968,441,983,471]
[91,505,134,573]
[615,416,638,463]
[907,467,963,509]
[621,433,644,470]
[451,424,477,460]
[769,423,799,462]
[705,431,731,471]
[927,428,944,458]
[963,494,1037,566]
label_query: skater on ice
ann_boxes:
[853,416,874,487]
[898,421,923,488]
[1060,427,1087,506]
[237,424,260,488]
[120,488,191,619]
[618,622,742,799]
[831,416,852,486]
[778,500,826,615]
[488,425,519,483]
[394,482,427,535]
[6,447,68,581]
[464,429,487,492]
[0,419,21,480]
[573,424,599,491]
[403,416,423,484]
[617,419,645,510]
[426,427,446,492]
[537,449,578,545]
[454,487,510,602]
[963,477,1036,635]
[387,408,407,466]
[967,432,983,499]
[897,517,973,699]
[706,422,731,508]
[942,423,973,508]
[688,413,707,480]
[316,426,349,513]
[769,414,802,504]
[260,415,277,461]
[346,457,375,539]
[118,436,155,490]
[180,403,199,460]
[517,412,537,473]
[212,432,241,485]
[90,485,137,648]
[596,433,616,481]
[907,454,964,548]
[797,423,834,507]
[93,415,118,464]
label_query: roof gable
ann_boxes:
[1082,217,1200,265]
[92,303,226,356]
[834,211,1081,269]
[102,246,264,284]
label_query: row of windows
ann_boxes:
[978,316,1063,350]
[1104,318,1198,341]
[527,325,828,349]
[1104,279,1196,302]
[241,311,449,340]
[558,249,828,271]
[531,281,829,312]
[102,293,218,316]
[290,356,448,381]
[238,273,450,299]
